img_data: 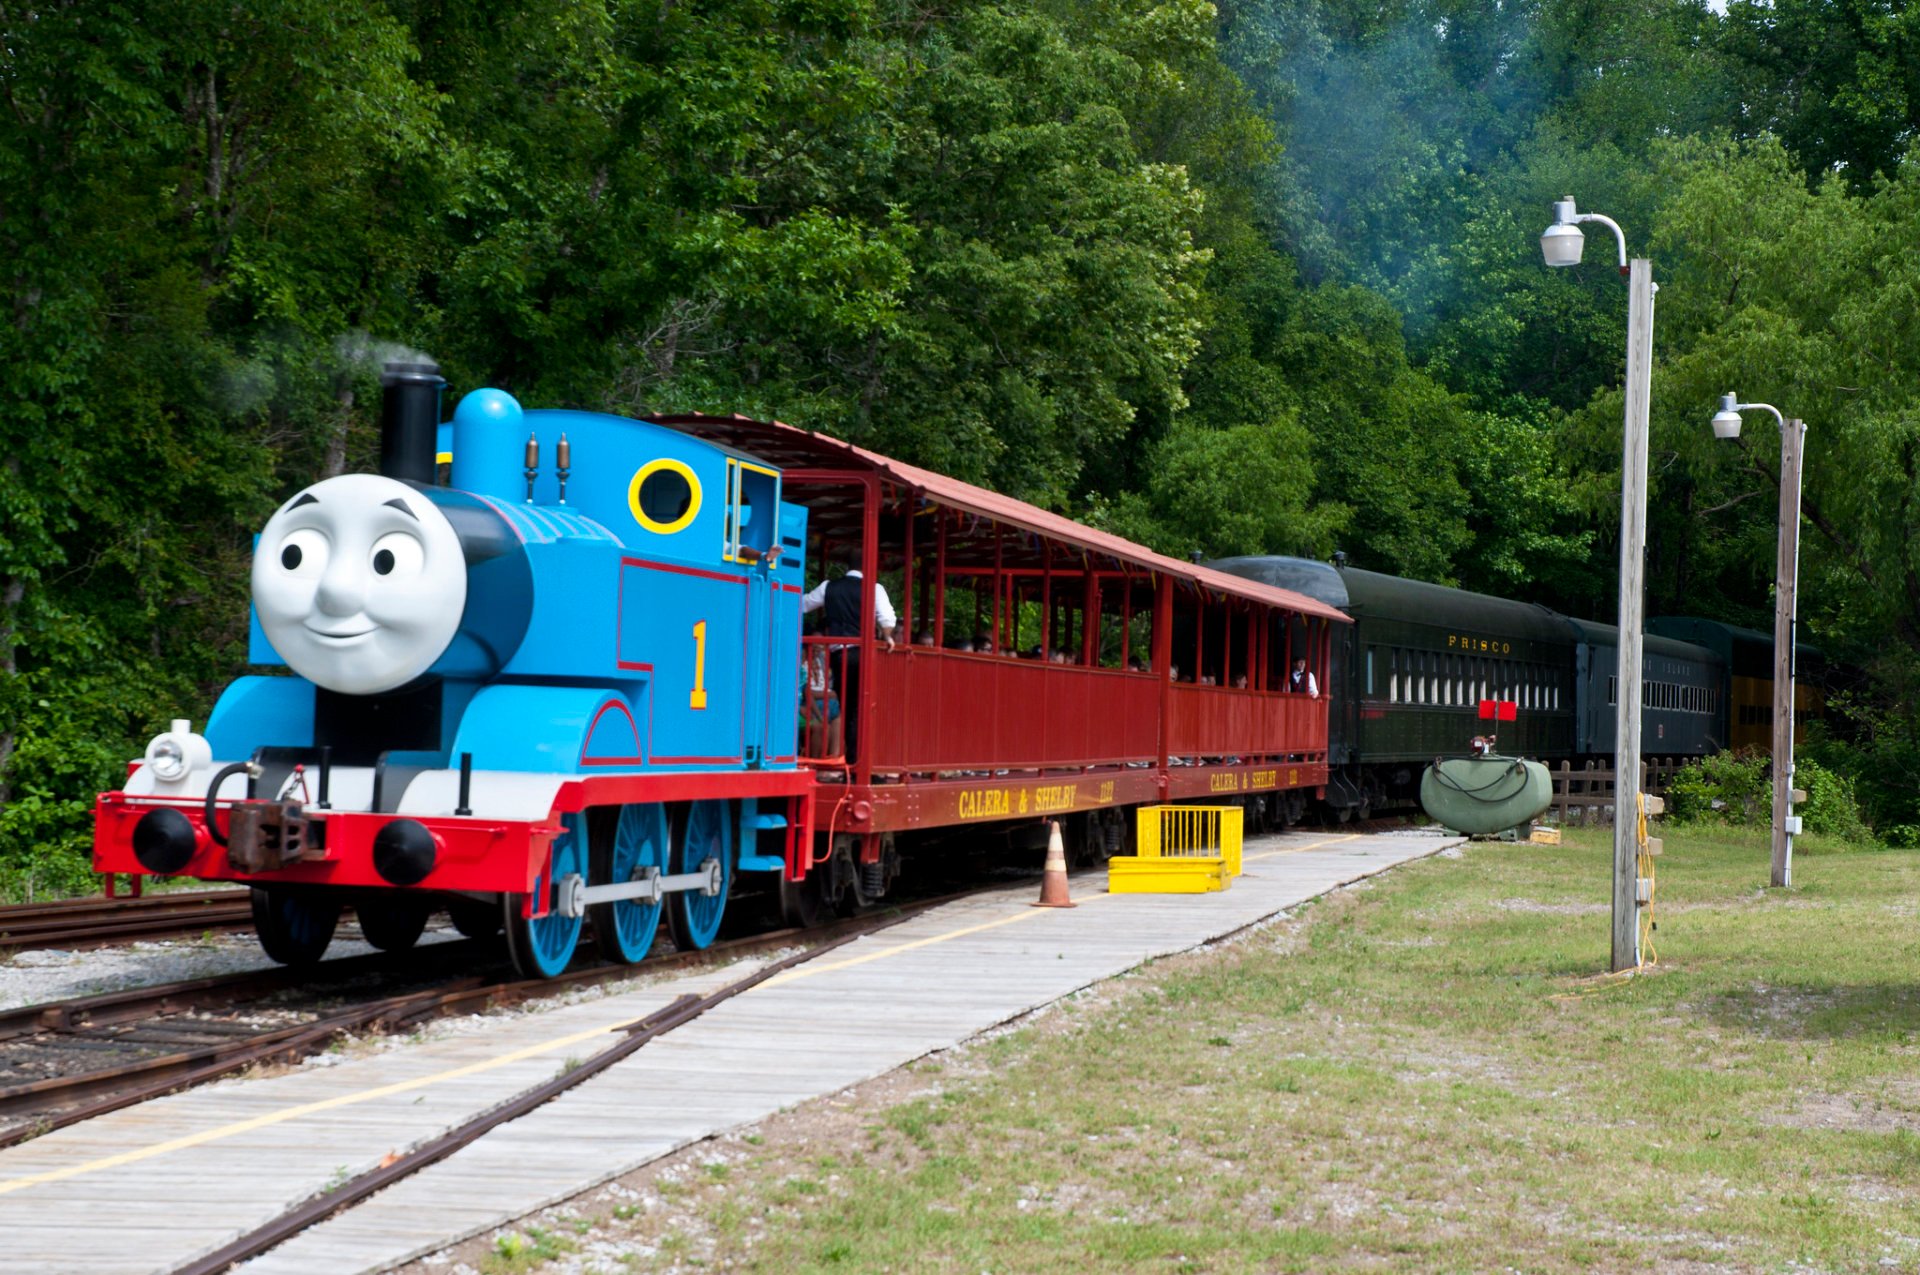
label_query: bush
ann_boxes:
[1787,756,1877,846]
[1663,751,1878,848]
[1664,750,1771,825]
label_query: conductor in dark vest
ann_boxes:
[1287,657,1319,698]
[801,560,897,764]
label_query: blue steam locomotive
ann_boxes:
[96,363,815,977]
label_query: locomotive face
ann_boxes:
[252,474,467,695]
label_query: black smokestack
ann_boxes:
[379,361,445,484]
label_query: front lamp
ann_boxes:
[143,718,211,785]
[148,736,188,781]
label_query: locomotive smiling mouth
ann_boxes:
[306,624,377,641]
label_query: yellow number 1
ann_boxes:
[690,620,709,710]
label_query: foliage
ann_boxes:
[8,0,1920,883]
[1666,750,1875,847]
[1787,756,1877,848]
[1665,750,1772,827]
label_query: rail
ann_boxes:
[170,892,962,1275]
[0,889,252,952]
[0,883,993,1154]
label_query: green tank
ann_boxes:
[1419,755,1553,836]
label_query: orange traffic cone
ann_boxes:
[1033,820,1076,908]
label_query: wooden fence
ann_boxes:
[1549,758,1687,826]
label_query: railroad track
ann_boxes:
[170,898,936,1275]
[0,889,253,951]
[0,897,969,1152]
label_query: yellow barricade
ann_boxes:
[1109,805,1243,893]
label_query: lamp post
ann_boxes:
[1709,394,1806,888]
[1542,196,1655,973]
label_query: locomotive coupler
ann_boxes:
[224,800,322,874]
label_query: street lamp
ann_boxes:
[1541,195,1656,973]
[1708,393,1807,889]
[1540,197,1629,273]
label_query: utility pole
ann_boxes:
[1541,199,1657,973]
[1771,418,1805,887]
[1612,257,1655,972]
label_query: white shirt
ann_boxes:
[1287,669,1318,697]
[800,569,897,631]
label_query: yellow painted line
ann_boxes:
[761,892,1115,988]
[769,834,1365,988]
[1243,833,1361,863]
[0,1017,632,1196]
[1,833,1375,1195]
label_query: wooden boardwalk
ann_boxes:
[0,829,1461,1275]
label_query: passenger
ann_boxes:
[801,557,897,762]
[1233,673,1249,689]
[1198,674,1216,686]
[974,633,995,654]
[914,629,935,647]
[949,635,975,652]
[802,647,844,761]
[1127,655,1147,672]
[1049,649,1069,665]
[1286,656,1320,699]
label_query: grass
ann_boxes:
[484,1225,576,1272]
[601,826,1920,1273]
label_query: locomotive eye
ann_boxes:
[276,528,329,578]
[370,531,425,578]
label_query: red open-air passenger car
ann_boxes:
[661,415,1350,908]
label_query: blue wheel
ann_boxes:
[669,800,732,951]
[504,814,587,978]
[589,804,668,964]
